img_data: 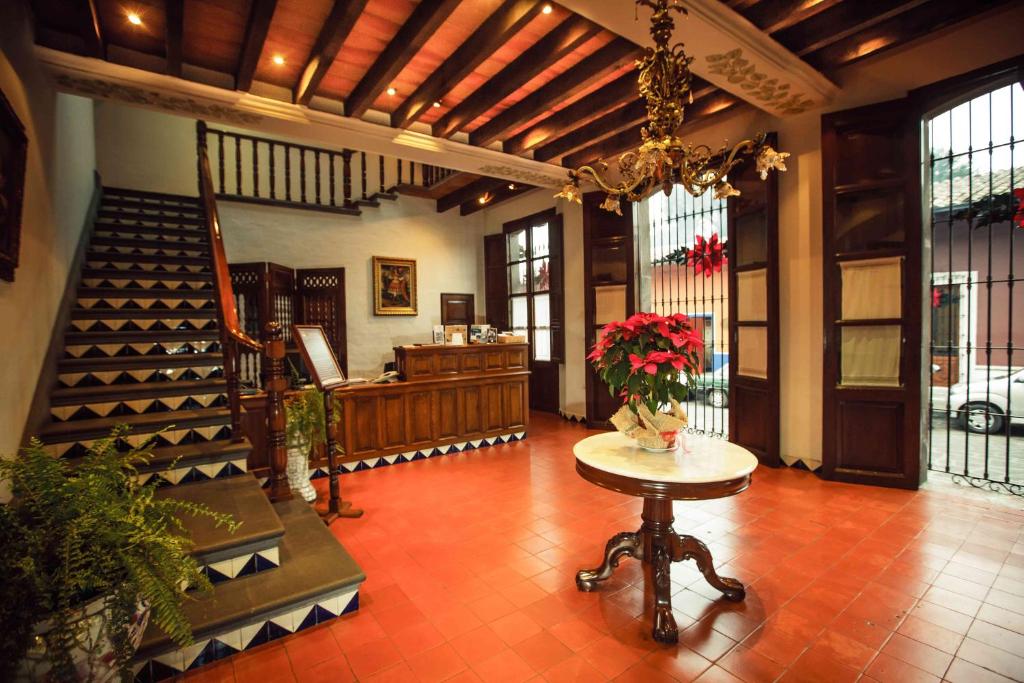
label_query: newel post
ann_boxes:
[264,321,292,502]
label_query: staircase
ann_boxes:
[34,187,364,681]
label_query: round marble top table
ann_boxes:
[573,431,759,644]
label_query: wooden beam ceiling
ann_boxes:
[294,0,370,106]
[469,37,641,148]
[460,183,534,215]
[82,0,104,59]
[562,92,741,170]
[773,0,926,57]
[164,0,184,78]
[431,15,601,139]
[739,0,844,35]
[345,0,461,119]
[390,0,544,130]
[533,98,646,162]
[235,0,278,92]
[501,69,638,156]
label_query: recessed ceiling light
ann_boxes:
[508,183,516,190]
[433,101,442,108]
[478,195,488,204]
[126,11,143,26]
[542,4,553,14]
[272,54,285,66]
[386,86,397,96]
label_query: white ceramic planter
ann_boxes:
[286,446,317,502]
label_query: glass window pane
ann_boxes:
[835,190,905,253]
[737,326,767,379]
[533,294,550,327]
[534,329,551,361]
[532,223,549,258]
[840,325,901,387]
[508,262,527,294]
[734,213,767,266]
[841,256,901,320]
[737,268,767,322]
[507,230,527,262]
[510,297,528,329]
[532,258,550,292]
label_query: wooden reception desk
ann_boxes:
[241,343,530,473]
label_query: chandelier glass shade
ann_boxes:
[555,0,789,214]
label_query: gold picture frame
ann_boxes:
[373,256,417,316]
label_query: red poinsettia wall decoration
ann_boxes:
[588,312,704,415]
[1014,188,1024,229]
[690,233,727,276]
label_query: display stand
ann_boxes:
[292,324,364,524]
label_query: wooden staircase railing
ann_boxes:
[197,121,291,503]
[197,122,456,216]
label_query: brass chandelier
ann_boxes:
[555,0,789,214]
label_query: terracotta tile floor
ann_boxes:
[186,412,1024,682]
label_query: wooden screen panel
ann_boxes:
[484,233,509,330]
[296,267,347,374]
[727,134,780,467]
[267,263,295,343]
[229,262,266,341]
[821,98,923,489]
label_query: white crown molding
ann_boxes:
[35,47,569,188]
[557,0,838,116]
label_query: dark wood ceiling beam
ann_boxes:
[533,99,647,162]
[82,0,104,59]
[432,16,601,139]
[437,176,509,213]
[235,0,277,91]
[460,183,535,216]
[294,0,370,106]
[345,0,461,119]
[774,0,925,57]
[739,0,843,34]
[502,70,637,156]
[165,0,184,77]
[804,0,1013,72]
[470,38,641,148]
[390,0,544,130]
[562,92,741,170]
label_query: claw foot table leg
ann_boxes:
[675,534,746,601]
[576,530,641,591]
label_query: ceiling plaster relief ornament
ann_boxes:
[476,165,565,187]
[53,74,265,126]
[555,0,789,214]
[705,48,814,115]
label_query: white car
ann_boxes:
[935,369,1024,434]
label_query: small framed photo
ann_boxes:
[373,256,417,316]
[486,328,498,344]
[432,325,444,344]
[444,325,468,345]
[469,324,490,343]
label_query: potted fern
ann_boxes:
[0,426,238,682]
[284,387,342,502]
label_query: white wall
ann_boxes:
[219,199,484,377]
[0,1,96,462]
[481,190,586,419]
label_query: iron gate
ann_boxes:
[645,187,729,437]
[927,81,1023,496]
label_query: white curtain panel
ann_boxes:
[737,326,768,378]
[737,268,767,322]
[840,325,901,386]
[840,256,902,320]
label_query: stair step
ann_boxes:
[100,196,203,214]
[82,267,213,282]
[53,378,228,404]
[58,352,224,372]
[103,186,201,205]
[93,225,207,243]
[146,438,251,473]
[69,316,218,335]
[91,235,210,252]
[372,191,398,201]
[97,210,204,227]
[133,499,364,679]
[159,475,283,581]
[85,252,210,268]
[38,406,231,443]
[65,329,221,345]
[57,353,224,389]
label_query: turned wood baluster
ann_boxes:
[265,321,292,502]
[378,155,385,195]
[324,390,341,514]
[361,151,367,200]
[269,142,276,200]
[300,149,307,204]
[315,150,322,205]
[396,158,403,187]
[217,132,225,193]
[253,138,260,198]
[285,144,292,202]
[235,136,242,195]
[329,152,336,207]
[342,150,353,207]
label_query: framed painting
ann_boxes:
[0,88,28,283]
[373,256,417,316]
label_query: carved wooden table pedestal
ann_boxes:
[573,432,758,644]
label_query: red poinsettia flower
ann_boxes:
[629,353,659,375]
[690,233,727,277]
[1014,188,1024,229]
[932,287,942,309]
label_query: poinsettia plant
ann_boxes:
[588,312,704,415]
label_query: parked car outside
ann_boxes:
[931,368,1024,434]
[691,363,729,408]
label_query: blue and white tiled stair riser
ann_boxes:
[259,431,527,487]
[199,546,279,585]
[132,586,360,681]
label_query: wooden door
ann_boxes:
[484,234,509,330]
[821,98,924,489]
[728,139,780,467]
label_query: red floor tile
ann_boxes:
[214,412,1024,683]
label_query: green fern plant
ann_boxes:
[0,426,240,681]
[285,387,342,455]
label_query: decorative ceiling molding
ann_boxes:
[556,0,838,116]
[36,47,568,188]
